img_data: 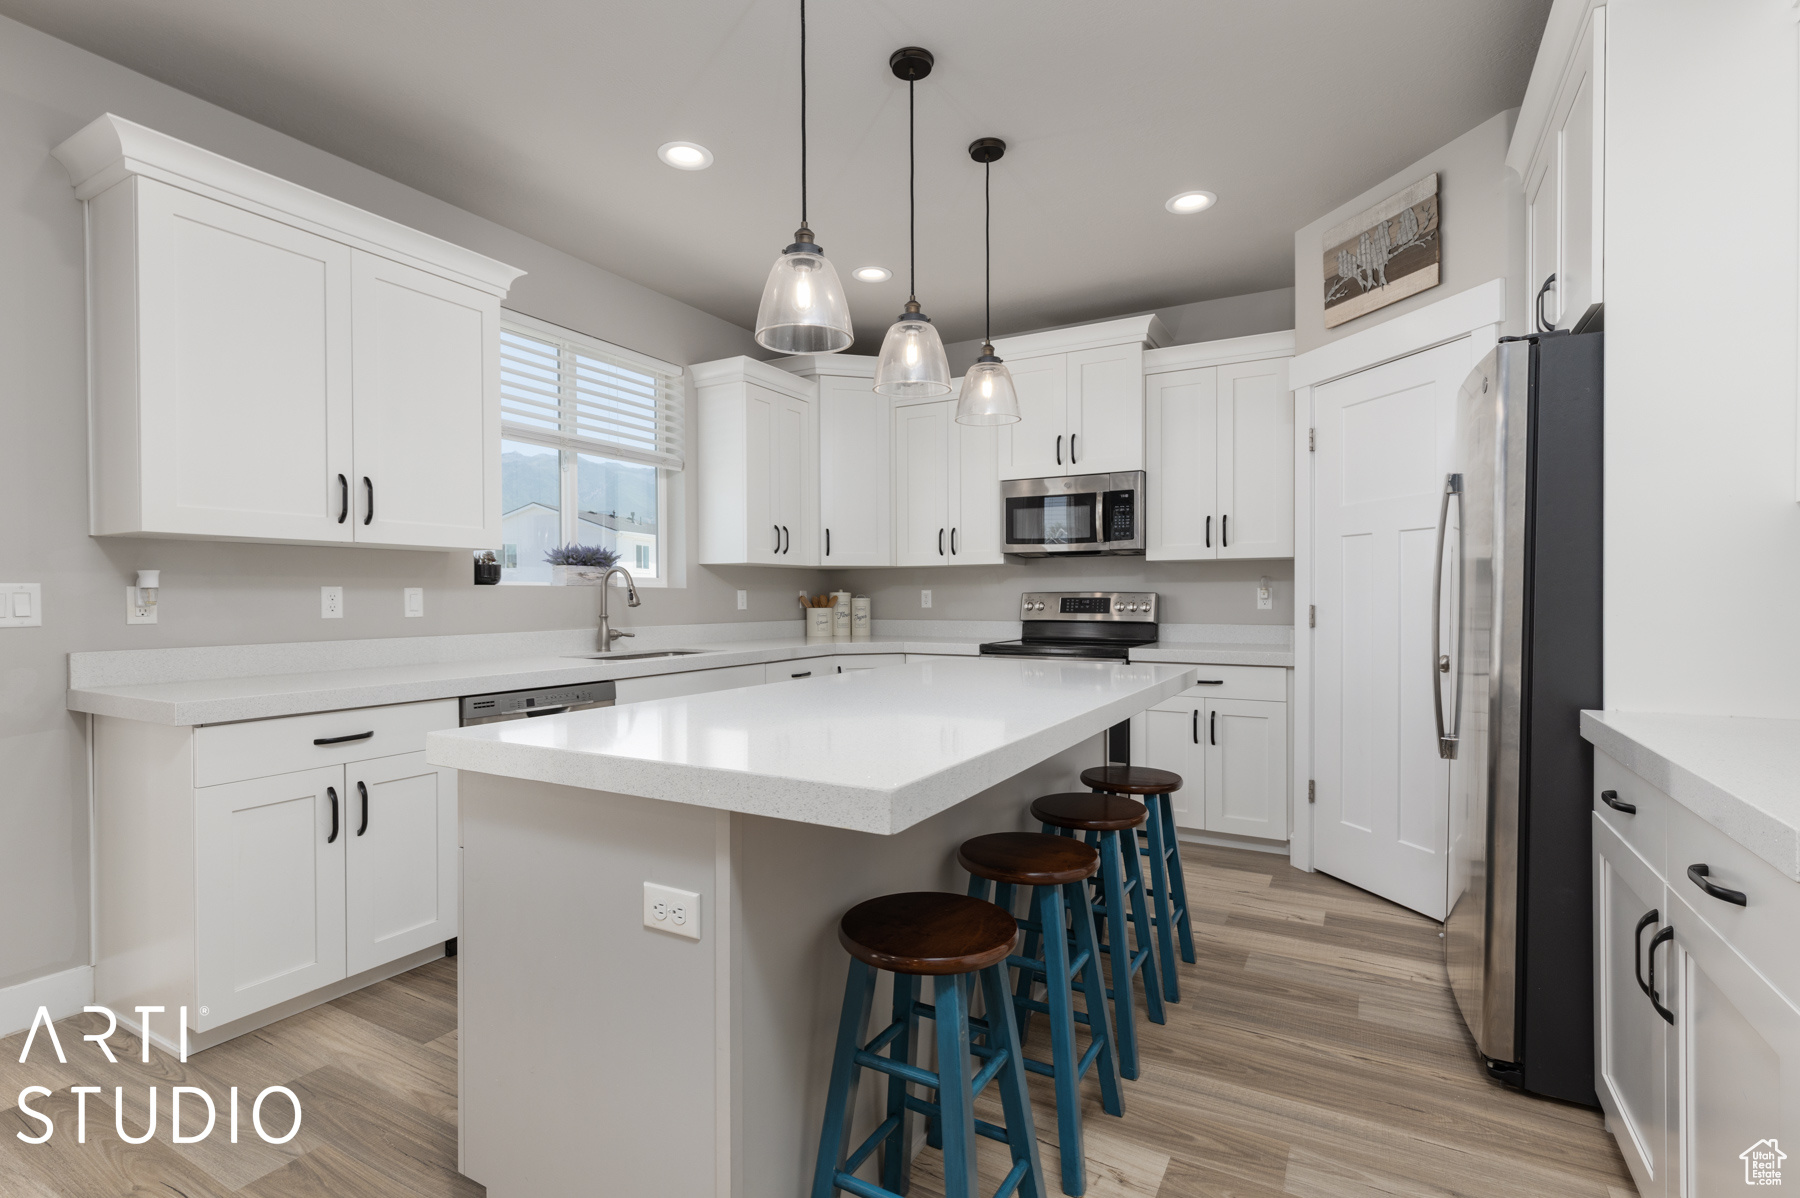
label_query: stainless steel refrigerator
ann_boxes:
[1439,330,1602,1105]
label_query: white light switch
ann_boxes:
[643,882,701,941]
[0,584,41,628]
[404,587,424,618]
[321,586,344,618]
[921,589,932,609]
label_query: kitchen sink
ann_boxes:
[565,649,708,661]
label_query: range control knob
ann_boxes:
[1114,602,1125,612]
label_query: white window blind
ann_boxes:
[500,312,686,471]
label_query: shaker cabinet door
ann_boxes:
[1215,358,1294,559]
[1593,815,1670,1197]
[894,400,954,566]
[1202,698,1288,840]
[1145,367,1219,560]
[1139,703,1204,829]
[818,378,891,566]
[194,766,347,1029]
[999,354,1069,480]
[1065,343,1144,474]
[952,419,1004,564]
[345,752,458,976]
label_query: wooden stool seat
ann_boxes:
[1031,791,1149,832]
[957,831,1099,887]
[837,891,1018,976]
[1080,764,1184,795]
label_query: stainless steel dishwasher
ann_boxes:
[459,681,616,725]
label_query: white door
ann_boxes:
[1145,367,1219,560]
[1066,343,1143,474]
[1216,358,1294,559]
[894,400,953,566]
[1137,701,1204,828]
[1204,698,1289,840]
[773,391,812,563]
[1667,890,1800,1196]
[745,384,779,563]
[351,252,499,549]
[818,378,890,566]
[1311,338,1472,919]
[194,765,347,1029]
[952,418,1004,564]
[135,178,354,543]
[999,353,1068,480]
[1593,817,1670,1197]
[345,752,457,975]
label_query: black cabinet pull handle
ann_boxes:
[1601,789,1636,815]
[774,525,781,553]
[791,670,811,678]
[1647,925,1675,1024]
[1633,909,1658,1000]
[1221,513,1229,548]
[781,525,789,554]
[825,529,830,557]
[1192,679,1225,685]
[1535,272,1558,333]
[951,527,957,555]
[1687,863,1747,906]
[1056,435,1062,466]
[1205,514,1211,548]
[337,474,349,524]
[313,730,375,746]
[326,786,339,844]
[938,528,945,556]
[1210,709,1217,745]
[363,477,374,525]
[1070,433,1078,464]
[1192,708,1198,744]
[357,780,369,836]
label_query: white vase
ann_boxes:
[551,565,612,586]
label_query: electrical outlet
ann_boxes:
[404,587,424,618]
[321,586,344,619]
[0,584,43,628]
[643,882,701,940]
[126,585,155,625]
[736,589,748,611]
[921,589,932,609]
[1256,577,1273,611]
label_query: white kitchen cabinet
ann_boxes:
[1000,355,1069,480]
[55,114,521,550]
[1592,815,1670,1195]
[766,660,829,684]
[1143,700,1204,827]
[345,750,459,976]
[993,316,1166,480]
[781,357,892,567]
[892,392,1003,567]
[695,358,818,566]
[1144,335,1295,561]
[1129,668,1290,841]
[835,655,906,673]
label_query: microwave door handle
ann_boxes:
[1056,435,1062,466]
[1432,473,1463,759]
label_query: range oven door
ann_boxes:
[1002,471,1145,556]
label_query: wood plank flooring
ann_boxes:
[0,843,1636,1197]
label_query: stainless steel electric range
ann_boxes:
[978,591,1159,661]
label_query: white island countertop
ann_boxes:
[427,657,1197,834]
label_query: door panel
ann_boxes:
[1139,703,1204,828]
[818,378,890,566]
[136,178,354,542]
[999,354,1068,479]
[1145,367,1218,560]
[894,400,953,566]
[774,393,810,563]
[1204,698,1288,840]
[351,252,498,548]
[1528,151,1563,331]
[1216,358,1294,558]
[1312,338,1471,919]
[194,765,346,1029]
[745,385,778,563]
[953,419,1003,564]
[1066,343,1143,474]
[1593,816,1669,1196]
[346,752,457,975]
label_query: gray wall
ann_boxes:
[1291,111,1523,356]
[0,15,829,991]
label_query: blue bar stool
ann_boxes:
[958,832,1123,1196]
[1081,765,1196,1004]
[1028,793,1165,1080]
[812,891,1046,1198]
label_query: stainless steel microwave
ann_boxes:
[1001,471,1146,556]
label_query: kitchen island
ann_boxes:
[425,655,1196,1198]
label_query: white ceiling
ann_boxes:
[2,0,1550,347]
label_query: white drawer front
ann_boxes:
[194,699,458,788]
[834,654,906,672]
[1663,796,1800,1008]
[1594,752,1667,877]
[1157,664,1284,703]
[766,660,829,684]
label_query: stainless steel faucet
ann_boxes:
[596,566,641,651]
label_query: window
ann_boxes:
[497,312,685,584]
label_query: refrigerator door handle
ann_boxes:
[1431,472,1464,759]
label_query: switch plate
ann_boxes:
[0,584,42,628]
[403,587,424,618]
[125,585,155,625]
[321,586,344,619]
[643,882,701,940]
[1256,581,1273,611]
[921,589,932,609]
[736,589,747,611]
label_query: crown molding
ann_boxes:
[1144,330,1296,373]
[990,313,1170,360]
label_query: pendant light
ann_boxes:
[753,0,853,355]
[873,47,952,397]
[956,137,1020,425]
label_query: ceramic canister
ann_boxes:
[806,606,834,641]
[832,590,853,639]
[851,596,872,640]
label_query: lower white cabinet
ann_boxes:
[345,751,458,975]
[1130,668,1289,841]
[1593,816,1672,1192]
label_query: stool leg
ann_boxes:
[1141,798,1181,1004]
[932,973,979,1198]
[1095,829,1140,1080]
[1118,825,1166,1027]
[978,960,1047,1198]
[881,971,919,1195]
[1014,885,1044,1041]
[1038,884,1084,1195]
[812,959,879,1198]
[1065,877,1123,1119]
[1159,793,1196,964]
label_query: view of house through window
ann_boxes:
[496,315,684,584]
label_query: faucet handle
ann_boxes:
[608,628,635,642]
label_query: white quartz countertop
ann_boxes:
[427,657,1198,834]
[1132,641,1294,668]
[1581,710,1800,881]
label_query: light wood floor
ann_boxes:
[0,843,1637,1197]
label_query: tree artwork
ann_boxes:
[1321,174,1441,328]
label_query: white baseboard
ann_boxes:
[0,964,95,1038]
[1177,829,1291,857]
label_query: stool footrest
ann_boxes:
[1014,995,1093,1029]
[844,1113,901,1176]
[996,1156,1031,1198]
[853,1049,936,1090]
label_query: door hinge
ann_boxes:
[1308,780,1316,804]
[1308,427,1316,452]
[1308,604,1316,628]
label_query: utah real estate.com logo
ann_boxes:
[1743,1139,1786,1186]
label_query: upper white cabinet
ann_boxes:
[1144,334,1295,560]
[1510,4,1605,332]
[54,114,521,550]
[694,357,818,566]
[780,356,890,567]
[992,316,1167,480]
[892,389,1004,567]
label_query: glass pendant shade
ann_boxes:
[754,233,854,354]
[955,350,1020,424]
[874,303,952,397]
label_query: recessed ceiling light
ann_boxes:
[658,141,713,170]
[853,266,893,283]
[1165,190,1217,214]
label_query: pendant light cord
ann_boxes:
[799,0,807,226]
[984,159,992,343]
[908,77,916,300]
